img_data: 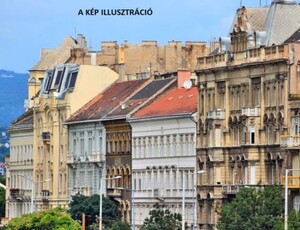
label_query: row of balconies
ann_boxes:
[66,154,103,164]
[205,177,300,197]
[197,44,288,69]
[207,107,261,120]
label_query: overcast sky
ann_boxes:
[0,0,286,73]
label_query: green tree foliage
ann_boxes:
[6,207,80,230]
[274,209,300,230]
[140,203,182,230]
[217,185,283,230]
[0,176,5,217]
[109,220,131,230]
[68,194,121,229]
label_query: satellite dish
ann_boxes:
[183,80,192,89]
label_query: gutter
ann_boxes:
[127,112,195,123]
[64,119,101,125]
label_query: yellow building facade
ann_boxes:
[32,64,118,210]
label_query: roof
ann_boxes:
[284,27,300,43]
[103,77,176,120]
[132,86,197,119]
[66,79,149,123]
[30,36,77,71]
[8,109,34,131]
[263,0,300,45]
[230,1,300,46]
[230,7,268,34]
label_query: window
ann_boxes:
[216,167,221,185]
[54,70,63,88]
[88,132,93,154]
[80,132,84,155]
[45,71,55,92]
[69,71,78,88]
[250,126,255,144]
[250,165,256,185]
[72,133,77,154]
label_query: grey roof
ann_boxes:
[230,0,300,46]
[263,1,300,45]
[230,7,268,34]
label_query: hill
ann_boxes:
[0,69,28,128]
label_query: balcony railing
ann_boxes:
[280,135,300,148]
[42,190,50,201]
[282,176,300,189]
[196,44,288,70]
[107,188,122,198]
[70,187,92,196]
[10,188,24,200]
[42,132,51,143]
[207,109,225,120]
[67,154,103,164]
[242,107,260,117]
[222,185,244,194]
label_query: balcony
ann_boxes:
[222,185,244,194]
[10,188,24,200]
[42,132,51,144]
[196,44,288,70]
[42,190,50,201]
[207,109,225,120]
[107,188,122,198]
[280,135,300,148]
[242,107,260,117]
[282,176,300,189]
[67,154,103,164]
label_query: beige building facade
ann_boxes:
[195,1,300,229]
[6,109,34,219]
[71,40,210,80]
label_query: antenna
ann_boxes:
[183,80,192,89]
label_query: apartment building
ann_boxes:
[195,1,300,229]
[129,70,198,228]
[31,64,118,212]
[65,78,149,203]
[6,109,34,219]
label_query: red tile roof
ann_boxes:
[67,79,149,123]
[132,86,197,119]
[103,77,176,120]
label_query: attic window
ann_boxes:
[69,71,78,88]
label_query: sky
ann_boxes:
[0,0,285,73]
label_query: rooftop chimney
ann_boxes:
[177,69,191,88]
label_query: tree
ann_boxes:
[0,176,5,217]
[68,194,121,229]
[140,203,182,230]
[217,185,283,230]
[274,209,300,230]
[109,220,131,230]
[6,207,80,230]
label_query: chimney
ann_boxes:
[177,69,191,88]
[77,34,87,49]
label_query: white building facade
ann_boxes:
[129,72,198,228]
[67,122,106,198]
